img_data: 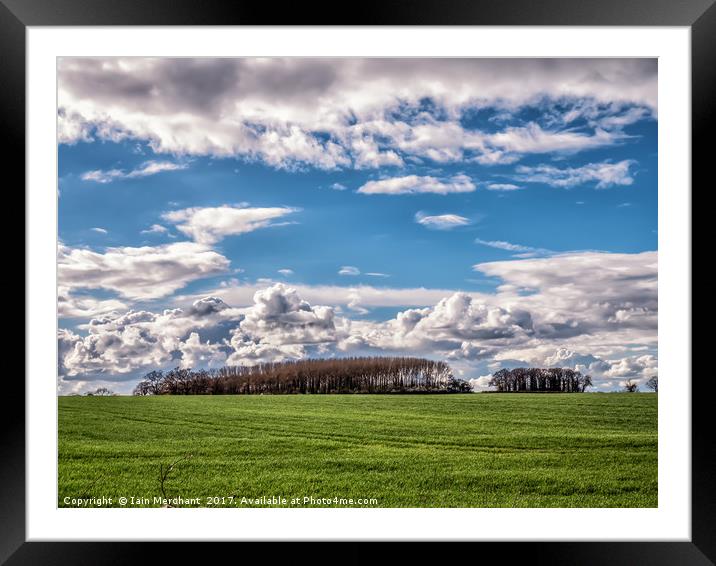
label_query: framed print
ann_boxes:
[5,0,711,563]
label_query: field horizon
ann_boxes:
[58,393,657,508]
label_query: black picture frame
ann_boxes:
[4,1,708,563]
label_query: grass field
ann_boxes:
[58,393,657,508]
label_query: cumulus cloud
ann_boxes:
[358,174,475,195]
[461,348,657,391]
[58,242,229,300]
[415,212,471,230]
[226,284,343,365]
[513,159,637,189]
[342,292,533,355]
[81,160,187,183]
[162,204,298,244]
[468,375,494,391]
[58,58,656,170]
[538,347,657,385]
[178,332,227,369]
[58,250,657,387]
[543,347,605,369]
[178,280,466,311]
[473,251,657,340]
[59,296,240,377]
[335,251,657,375]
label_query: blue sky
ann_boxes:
[57,58,658,394]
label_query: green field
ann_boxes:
[58,393,657,508]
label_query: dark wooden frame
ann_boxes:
[4,1,708,563]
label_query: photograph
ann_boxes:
[56,57,658,509]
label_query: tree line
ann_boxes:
[489,367,593,393]
[132,357,473,396]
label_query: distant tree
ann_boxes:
[133,370,165,396]
[623,379,639,393]
[131,357,472,395]
[580,374,593,392]
[86,387,115,396]
[488,368,593,393]
[489,369,511,392]
[645,376,658,392]
[446,377,473,393]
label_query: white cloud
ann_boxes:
[341,292,533,355]
[59,59,656,170]
[141,223,168,234]
[365,272,390,278]
[415,212,471,230]
[597,106,652,129]
[474,238,552,257]
[226,284,343,365]
[81,160,187,183]
[475,239,532,252]
[513,159,637,189]
[58,242,229,300]
[334,251,657,367]
[178,332,227,369]
[473,251,657,340]
[603,354,658,380]
[81,169,123,183]
[358,174,475,195]
[539,347,657,383]
[468,375,494,391]
[91,227,108,234]
[133,161,187,176]
[330,182,348,191]
[277,268,294,276]
[177,280,465,311]
[58,286,127,318]
[162,204,298,244]
[59,250,657,387]
[486,123,623,155]
[485,183,522,191]
[58,296,241,377]
[350,137,404,168]
[338,266,360,276]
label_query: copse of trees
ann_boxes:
[488,367,593,393]
[133,357,473,396]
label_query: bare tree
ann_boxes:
[623,379,639,393]
[86,387,116,396]
[580,373,593,392]
[645,376,658,392]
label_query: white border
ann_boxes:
[27,26,691,541]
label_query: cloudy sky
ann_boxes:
[57,58,658,394]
